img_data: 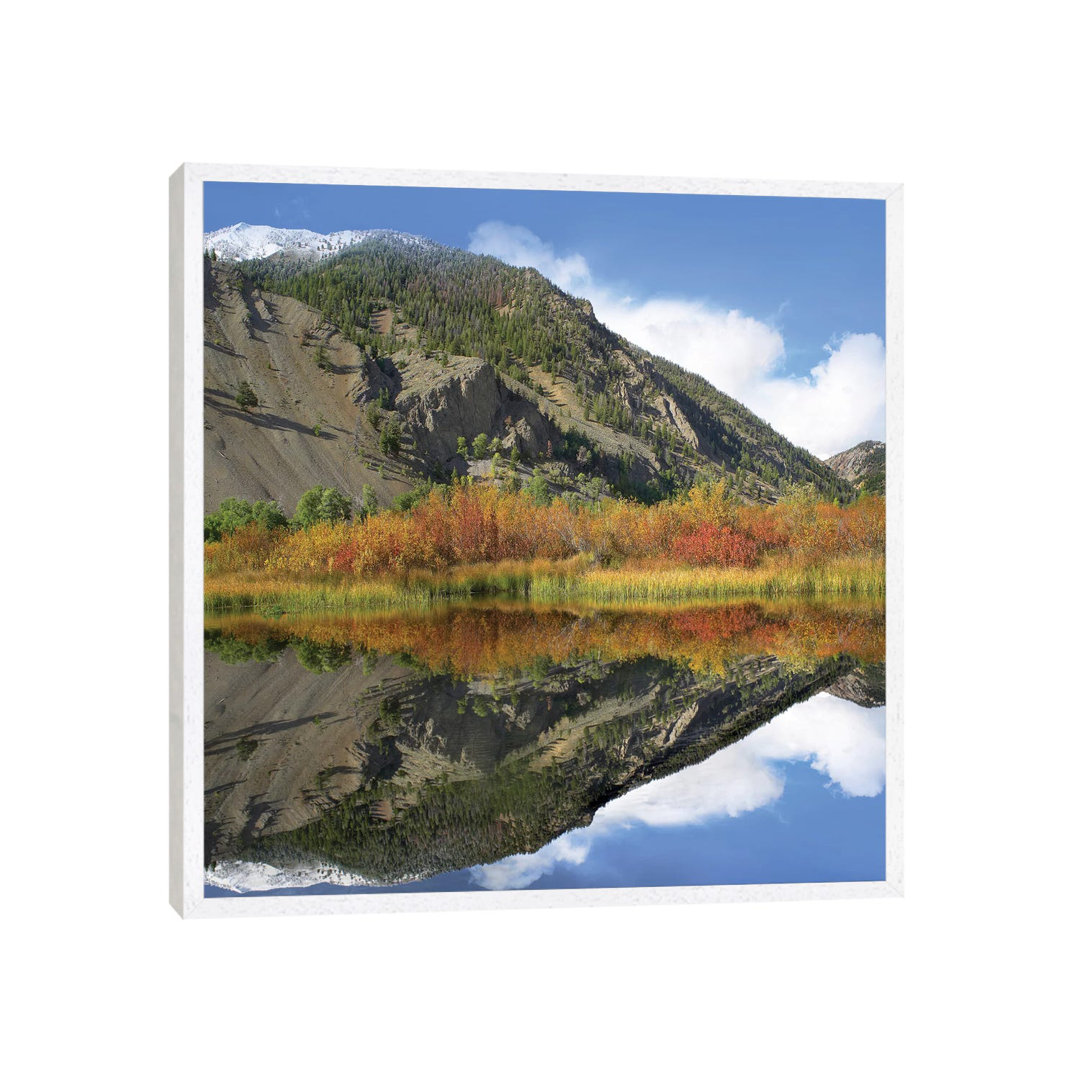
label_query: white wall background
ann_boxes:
[3,2,1073,1076]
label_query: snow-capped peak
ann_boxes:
[203,222,434,262]
[204,859,422,893]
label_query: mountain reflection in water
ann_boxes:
[203,600,885,894]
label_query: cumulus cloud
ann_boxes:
[597,296,788,394]
[468,221,592,296]
[593,738,784,829]
[744,333,886,460]
[468,222,884,458]
[746,693,886,798]
[469,831,591,891]
[600,693,885,827]
[469,693,885,890]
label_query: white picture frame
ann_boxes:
[170,163,903,918]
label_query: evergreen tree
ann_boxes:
[379,419,402,456]
[235,381,258,412]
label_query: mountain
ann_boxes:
[204,222,433,263]
[202,228,855,514]
[825,440,885,495]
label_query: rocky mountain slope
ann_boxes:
[825,440,886,495]
[203,231,855,514]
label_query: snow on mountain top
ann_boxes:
[205,859,380,893]
[205,859,430,893]
[204,222,435,262]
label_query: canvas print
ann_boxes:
[200,180,888,899]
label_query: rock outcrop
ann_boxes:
[825,440,886,494]
[824,662,886,707]
[392,358,555,468]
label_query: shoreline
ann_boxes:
[204,556,886,613]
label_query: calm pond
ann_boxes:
[203,599,885,896]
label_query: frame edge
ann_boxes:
[168,164,186,916]
[178,167,903,916]
[171,164,208,918]
[885,184,904,898]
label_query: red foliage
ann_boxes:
[329,538,359,574]
[204,481,885,581]
[670,522,760,567]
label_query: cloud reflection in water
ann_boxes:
[470,693,886,890]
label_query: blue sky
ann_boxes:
[205,182,886,456]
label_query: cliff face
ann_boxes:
[391,358,553,464]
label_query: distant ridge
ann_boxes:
[824,440,885,494]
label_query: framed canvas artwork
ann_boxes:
[170,164,902,917]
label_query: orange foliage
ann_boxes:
[206,599,885,678]
[205,483,886,584]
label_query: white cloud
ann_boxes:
[468,222,884,458]
[744,333,886,460]
[597,296,788,394]
[468,221,592,296]
[598,693,884,828]
[745,692,886,798]
[469,831,591,891]
[470,693,886,890]
[593,738,784,828]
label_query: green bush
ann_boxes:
[204,498,287,541]
[292,486,353,528]
[524,472,551,507]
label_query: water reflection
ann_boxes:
[204,599,885,893]
[471,694,885,890]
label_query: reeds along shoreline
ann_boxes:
[203,487,886,612]
[204,555,885,612]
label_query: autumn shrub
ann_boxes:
[670,522,760,567]
[205,480,885,589]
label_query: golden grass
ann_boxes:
[204,553,885,612]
